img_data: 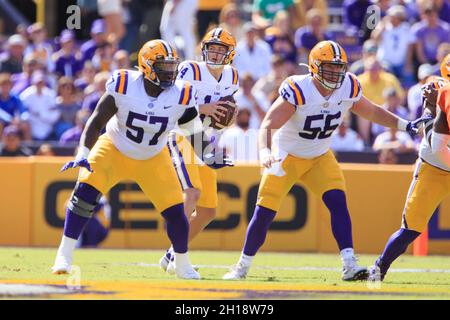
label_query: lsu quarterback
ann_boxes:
[52,40,205,280]
[368,53,450,281]
[223,40,428,281]
[159,28,239,272]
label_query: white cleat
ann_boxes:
[172,263,201,280]
[166,261,199,277]
[342,257,368,281]
[222,263,249,280]
[159,254,171,272]
[166,261,176,275]
[367,265,384,282]
[51,256,72,275]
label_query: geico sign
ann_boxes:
[44,181,308,231]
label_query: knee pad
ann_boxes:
[67,182,102,218]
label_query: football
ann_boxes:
[209,95,237,130]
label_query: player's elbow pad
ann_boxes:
[178,116,203,136]
[431,131,450,166]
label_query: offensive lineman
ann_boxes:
[160,28,239,272]
[52,40,203,280]
[223,40,428,281]
[368,54,450,281]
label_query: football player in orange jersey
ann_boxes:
[368,54,450,282]
[431,54,450,166]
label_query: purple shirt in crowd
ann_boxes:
[343,0,374,30]
[59,125,82,144]
[80,39,98,64]
[438,0,450,24]
[82,91,101,113]
[294,27,333,50]
[54,54,82,78]
[412,19,450,64]
[265,34,297,63]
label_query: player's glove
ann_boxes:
[203,149,234,169]
[406,114,434,135]
[60,146,93,172]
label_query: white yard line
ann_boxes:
[120,262,450,273]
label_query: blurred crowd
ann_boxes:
[0,0,449,165]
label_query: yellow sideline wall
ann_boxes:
[0,158,449,254]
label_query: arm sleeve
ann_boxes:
[178,106,198,125]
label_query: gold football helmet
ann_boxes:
[309,40,348,90]
[137,39,179,89]
[440,53,450,81]
[201,28,236,67]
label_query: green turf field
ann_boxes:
[1,247,449,299]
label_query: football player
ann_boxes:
[431,54,450,166]
[222,40,428,281]
[159,28,239,272]
[52,40,205,280]
[368,54,450,281]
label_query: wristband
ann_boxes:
[76,146,90,160]
[397,118,408,131]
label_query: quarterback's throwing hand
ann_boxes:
[60,158,93,173]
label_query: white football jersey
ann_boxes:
[418,77,450,171]
[105,69,197,160]
[273,73,363,159]
[176,60,239,131]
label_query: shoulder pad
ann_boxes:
[279,76,306,107]
[107,69,129,95]
[347,73,362,100]
[178,61,201,81]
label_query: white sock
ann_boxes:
[238,253,253,267]
[174,252,191,267]
[340,248,355,265]
[56,235,77,260]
